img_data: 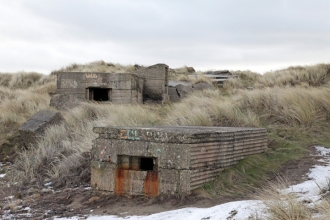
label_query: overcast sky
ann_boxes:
[0,0,329,74]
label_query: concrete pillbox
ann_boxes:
[91,126,267,196]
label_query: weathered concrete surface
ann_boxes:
[133,64,169,102]
[168,81,213,102]
[168,87,180,102]
[186,67,195,73]
[193,82,213,91]
[50,72,143,109]
[50,64,168,109]
[91,126,267,196]
[168,81,191,102]
[18,110,65,148]
[175,84,193,98]
[50,93,81,110]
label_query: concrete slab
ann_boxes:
[18,110,65,148]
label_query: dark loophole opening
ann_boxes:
[140,157,154,171]
[91,88,109,101]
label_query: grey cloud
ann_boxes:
[21,0,330,38]
[0,0,329,73]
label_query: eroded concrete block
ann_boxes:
[18,110,65,148]
[192,82,213,91]
[50,93,81,110]
[91,161,116,192]
[159,168,180,194]
[168,87,180,102]
[148,142,190,169]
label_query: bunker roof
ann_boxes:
[93,126,266,144]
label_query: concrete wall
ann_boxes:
[91,126,267,196]
[50,64,169,109]
[53,72,142,105]
[133,64,169,102]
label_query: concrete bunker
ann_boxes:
[91,126,267,197]
[50,64,169,109]
[87,87,112,102]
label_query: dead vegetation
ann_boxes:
[227,63,330,91]
[253,176,330,220]
[0,72,56,161]
[5,102,163,187]
[1,62,330,218]
[51,60,136,74]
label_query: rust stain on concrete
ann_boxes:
[119,130,127,139]
[144,171,159,197]
[115,168,128,195]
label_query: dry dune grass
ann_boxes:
[315,200,330,219]
[166,86,330,129]
[237,87,330,127]
[224,63,330,91]
[0,72,56,152]
[0,71,55,89]
[0,89,49,128]
[169,66,213,84]
[0,73,56,128]
[256,177,313,220]
[261,64,330,87]
[224,70,261,90]
[222,77,245,90]
[165,89,260,127]
[64,102,162,127]
[2,62,330,203]
[255,177,330,220]
[172,73,213,85]
[7,102,163,186]
[52,60,135,74]
[191,74,213,85]
[5,90,244,185]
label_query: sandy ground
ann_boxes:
[0,145,328,219]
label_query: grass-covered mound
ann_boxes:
[1,62,330,200]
